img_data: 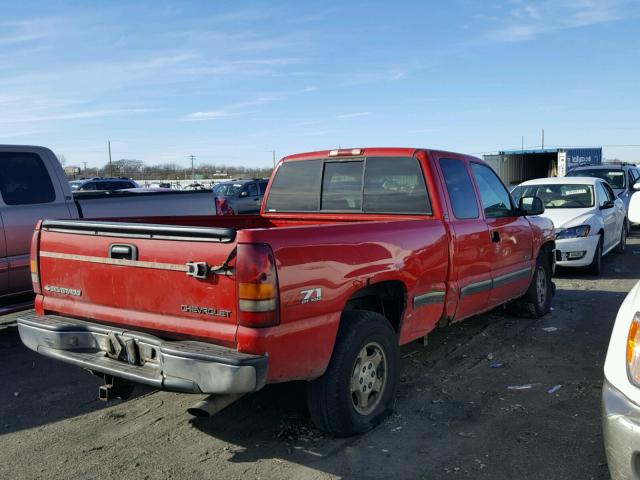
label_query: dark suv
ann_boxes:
[213,178,268,214]
[69,177,139,192]
[567,164,640,224]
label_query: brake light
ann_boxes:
[237,244,279,327]
[627,313,640,385]
[215,197,234,216]
[328,148,362,157]
[30,221,43,295]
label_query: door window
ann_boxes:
[597,181,613,206]
[470,163,513,218]
[246,183,258,197]
[439,158,479,219]
[0,152,56,205]
[258,181,268,194]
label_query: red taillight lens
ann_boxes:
[30,221,42,294]
[215,197,234,216]
[237,244,279,327]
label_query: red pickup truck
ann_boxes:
[18,148,555,436]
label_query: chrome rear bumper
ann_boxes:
[18,313,267,394]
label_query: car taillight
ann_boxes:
[30,221,42,295]
[627,313,640,385]
[237,244,279,328]
[215,197,234,216]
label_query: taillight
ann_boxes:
[30,221,43,295]
[237,244,279,327]
[215,197,234,216]
[627,313,640,385]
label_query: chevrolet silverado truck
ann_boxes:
[0,145,217,313]
[18,147,555,436]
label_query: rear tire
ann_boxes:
[306,310,399,437]
[587,235,603,275]
[614,224,627,254]
[516,252,552,318]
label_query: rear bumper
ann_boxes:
[602,379,640,480]
[17,313,268,394]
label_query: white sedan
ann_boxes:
[604,193,640,478]
[512,177,626,274]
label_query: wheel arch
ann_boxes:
[343,280,407,334]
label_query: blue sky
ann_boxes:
[1,0,639,168]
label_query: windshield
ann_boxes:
[567,168,626,189]
[213,183,243,196]
[511,184,594,209]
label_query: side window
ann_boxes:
[321,161,363,211]
[363,157,431,214]
[81,182,97,190]
[470,163,513,218]
[0,152,56,205]
[598,182,613,205]
[439,158,479,219]
[246,183,258,197]
[258,181,268,194]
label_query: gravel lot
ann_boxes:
[2,234,638,480]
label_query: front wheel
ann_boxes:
[516,252,552,318]
[306,310,399,437]
[587,235,603,275]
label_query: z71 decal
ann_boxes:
[299,288,322,304]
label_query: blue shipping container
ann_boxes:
[562,148,602,172]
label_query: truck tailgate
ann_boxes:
[36,220,239,346]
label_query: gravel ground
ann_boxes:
[2,234,638,480]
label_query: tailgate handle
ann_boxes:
[109,244,138,261]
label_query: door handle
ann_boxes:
[491,231,500,243]
[109,244,138,261]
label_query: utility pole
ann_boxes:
[82,162,87,173]
[189,154,196,181]
[272,150,276,168]
[108,140,113,177]
[541,129,545,149]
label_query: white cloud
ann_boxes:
[483,0,636,42]
[183,111,234,121]
[336,112,370,119]
[0,108,153,124]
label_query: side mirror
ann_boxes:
[519,196,544,216]
[629,192,640,223]
[600,200,615,210]
[634,180,640,191]
[239,191,249,198]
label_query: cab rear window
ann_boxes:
[264,157,431,214]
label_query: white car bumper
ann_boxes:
[555,235,600,268]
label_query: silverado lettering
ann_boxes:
[19,147,556,437]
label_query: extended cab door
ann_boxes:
[469,163,533,307]
[0,149,74,296]
[438,157,493,321]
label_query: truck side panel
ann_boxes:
[237,219,449,381]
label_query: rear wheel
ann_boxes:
[614,223,627,254]
[516,252,552,318]
[587,235,603,275]
[306,310,399,437]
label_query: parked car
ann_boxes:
[511,177,626,274]
[566,164,640,226]
[603,194,640,479]
[69,177,139,191]
[0,145,218,313]
[18,147,555,436]
[213,178,268,215]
